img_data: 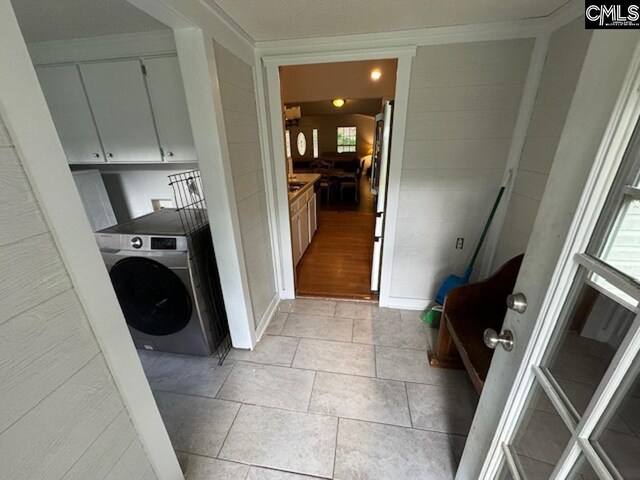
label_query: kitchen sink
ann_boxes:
[288,180,307,192]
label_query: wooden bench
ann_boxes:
[428,254,524,394]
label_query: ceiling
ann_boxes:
[11,0,169,43]
[280,59,397,104]
[288,99,383,117]
[210,0,570,41]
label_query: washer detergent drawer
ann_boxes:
[100,250,189,270]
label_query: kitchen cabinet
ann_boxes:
[36,65,105,164]
[291,212,302,265]
[290,186,317,266]
[79,59,162,163]
[299,199,310,254]
[309,192,317,238]
[143,56,196,162]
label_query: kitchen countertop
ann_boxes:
[288,173,321,203]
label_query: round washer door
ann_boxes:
[109,257,192,336]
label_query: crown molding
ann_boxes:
[253,0,582,57]
[28,30,176,65]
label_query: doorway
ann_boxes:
[278,59,398,300]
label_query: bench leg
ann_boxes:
[428,316,464,370]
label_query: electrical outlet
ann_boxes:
[455,237,464,249]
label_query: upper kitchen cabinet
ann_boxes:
[143,56,196,162]
[80,60,162,163]
[36,65,105,164]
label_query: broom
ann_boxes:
[421,179,509,327]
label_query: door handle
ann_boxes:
[484,329,514,352]
[507,292,527,314]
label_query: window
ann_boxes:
[313,129,319,158]
[337,126,356,153]
[285,130,291,158]
[296,132,307,156]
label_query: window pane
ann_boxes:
[542,268,636,419]
[313,129,319,158]
[599,198,640,284]
[512,381,573,477]
[590,350,640,478]
[337,126,357,150]
[285,130,291,158]
[570,454,599,480]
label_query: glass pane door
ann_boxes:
[503,126,640,479]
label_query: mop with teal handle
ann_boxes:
[421,179,509,327]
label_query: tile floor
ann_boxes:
[139,299,479,480]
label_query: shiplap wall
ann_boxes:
[389,39,534,302]
[214,41,276,327]
[0,113,157,480]
[493,20,593,268]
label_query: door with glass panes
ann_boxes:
[482,71,640,479]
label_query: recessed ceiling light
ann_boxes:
[370,69,382,81]
[332,98,345,107]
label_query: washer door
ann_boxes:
[109,257,192,336]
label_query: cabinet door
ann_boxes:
[291,213,302,265]
[36,65,104,164]
[299,202,310,254]
[80,60,161,163]
[143,57,196,162]
[72,170,117,231]
[309,193,317,238]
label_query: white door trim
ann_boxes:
[479,38,640,479]
[478,32,551,278]
[260,47,416,301]
[0,2,182,478]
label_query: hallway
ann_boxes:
[295,210,375,299]
[140,299,478,479]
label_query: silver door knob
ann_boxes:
[507,292,527,313]
[484,329,514,352]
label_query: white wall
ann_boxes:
[71,164,197,223]
[214,41,277,328]
[0,111,158,480]
[460,30,640,477]
[388,39,534,305]
[493,19,592,268]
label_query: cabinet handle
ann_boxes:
[107,153,114,158]
[166,151,174,157]
[93,153,101,158]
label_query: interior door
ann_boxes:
[142,56,196,163]
[80,59,162,163]
[36,65,105,164]
[480,82,640,479]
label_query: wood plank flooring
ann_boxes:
[295,208,376,300]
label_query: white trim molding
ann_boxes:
[28,29,177,65]
[127,0,255,65]
[261,46,416,301]
[0,2,182,479]
[478,32,552,279]
[174,28,257,349]
[254,293,281,342]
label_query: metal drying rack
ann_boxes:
[168,170,232,365]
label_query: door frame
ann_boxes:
[260,47,416,305]
[480,39,640,479]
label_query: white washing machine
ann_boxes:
[95,209,227,356]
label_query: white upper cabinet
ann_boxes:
[36,65,105,164]
[80,60,161,163]
[143,56,196,162]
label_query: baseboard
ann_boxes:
[386,297,433,311]
[254,292,280,342]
